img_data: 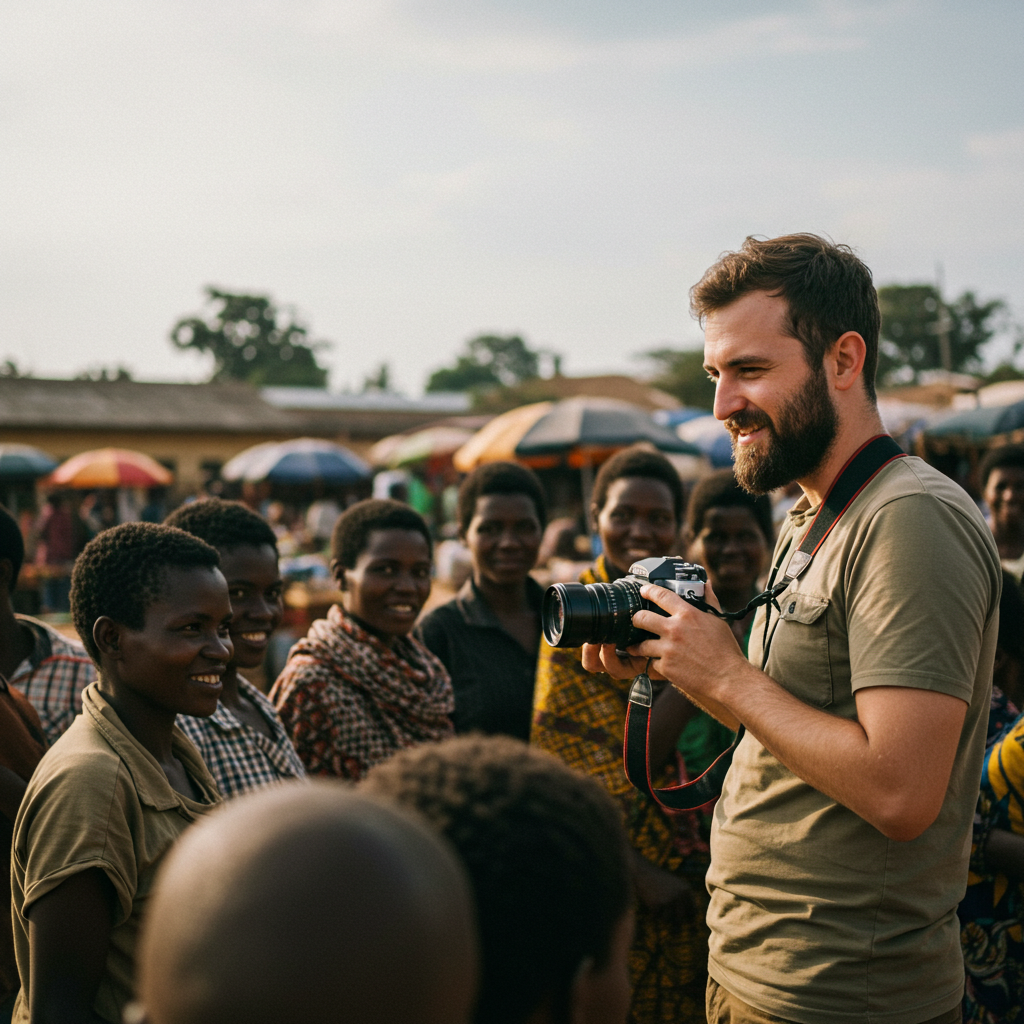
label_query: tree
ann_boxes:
[877,284,1007,384]
[426,334,541,393]
[644,348,715,409]
[171,288,330,387]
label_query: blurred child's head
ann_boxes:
[362,735,634,1024]
[331,499,433,638]
[164,499,283,670]
[135,783,478,1024]
[70,522,232,718]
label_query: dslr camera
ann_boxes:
[542,556,707,650]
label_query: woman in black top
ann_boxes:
[417,463,546,740]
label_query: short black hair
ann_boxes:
[71,522,221,664]
[591,445,685,524]
[0,504,25,592]
[999,570,1024,663]
[457,462,547,536]
[361,735,632,1024]
[331,499,433,569]
[685,469,774,546]
[980,445,1024,490]
[164,498,278,554]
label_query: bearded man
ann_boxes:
[586,234,1000,1024]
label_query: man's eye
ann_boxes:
[229,588,246,599]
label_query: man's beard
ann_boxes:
[726,367,839,495]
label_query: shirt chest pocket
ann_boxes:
[770,591,833,708]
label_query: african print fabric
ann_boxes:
[270,605,454,780]
[531,556,709,1024]
[960,694,1024,1024]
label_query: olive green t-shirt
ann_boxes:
[706,456,1001,1024]
[11,683,220,1023]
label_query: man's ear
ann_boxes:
[329,559,347,591]
[93,616,123,658]
[830,330,867,393]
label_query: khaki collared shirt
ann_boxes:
[707,456,1001,1024]
[11,683,220,1023]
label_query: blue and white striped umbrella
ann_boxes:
[222,438,371,485]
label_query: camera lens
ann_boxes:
[541,579,643,648]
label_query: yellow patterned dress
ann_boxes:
[531,557,710,1024]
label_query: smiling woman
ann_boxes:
[416,462,547,741]
[10,523,224,1024]
[270,500,454,781]
[164,499,307,799]
[530,446,710,1024]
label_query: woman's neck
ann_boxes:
[218,665,243,710]
[473,572,530,615]
[96,677,177,765]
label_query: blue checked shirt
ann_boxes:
[177,677,307,798]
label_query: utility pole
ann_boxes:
[934,262,953,372]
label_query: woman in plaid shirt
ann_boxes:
[166,500,306,797]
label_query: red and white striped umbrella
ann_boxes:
[46,448,174,489]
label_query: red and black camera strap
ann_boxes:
[623,434,906,812]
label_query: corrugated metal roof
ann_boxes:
[0,378,298,433]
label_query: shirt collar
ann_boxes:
[83,683,219,813]
[455,575,544,628]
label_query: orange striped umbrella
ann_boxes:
[452,402,553,472]
[46,448,174,489]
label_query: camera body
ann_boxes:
[541,556,707,649]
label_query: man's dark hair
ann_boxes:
[591,445,685,524]
[685,469,774,546]
[457,462,547,536]
[331,499,432,569]
[690,233,881,402]
[0,504,25,593]
[361,735,632,1024]
[164,498,278,554]
[979,445,1024,490]
[71,522,221,664]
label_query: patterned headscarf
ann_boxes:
[271,605,454,780]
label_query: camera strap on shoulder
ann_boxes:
[623,434,906,812]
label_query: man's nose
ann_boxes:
[713,377,744,423]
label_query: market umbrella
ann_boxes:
[46,448,174,489]
[369,426,475,469]
[675,415,734,468]
[222,438,371,485]
[513,398,701,462]
[0,444,58,479]
[923,400,1024,442]
[453,403,553,472]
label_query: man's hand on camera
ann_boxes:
[582,582,747,731]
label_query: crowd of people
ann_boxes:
[0,233,1018,1024]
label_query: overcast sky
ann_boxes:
[1,0,1021,393]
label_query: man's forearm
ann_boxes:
[688,660,965,842]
